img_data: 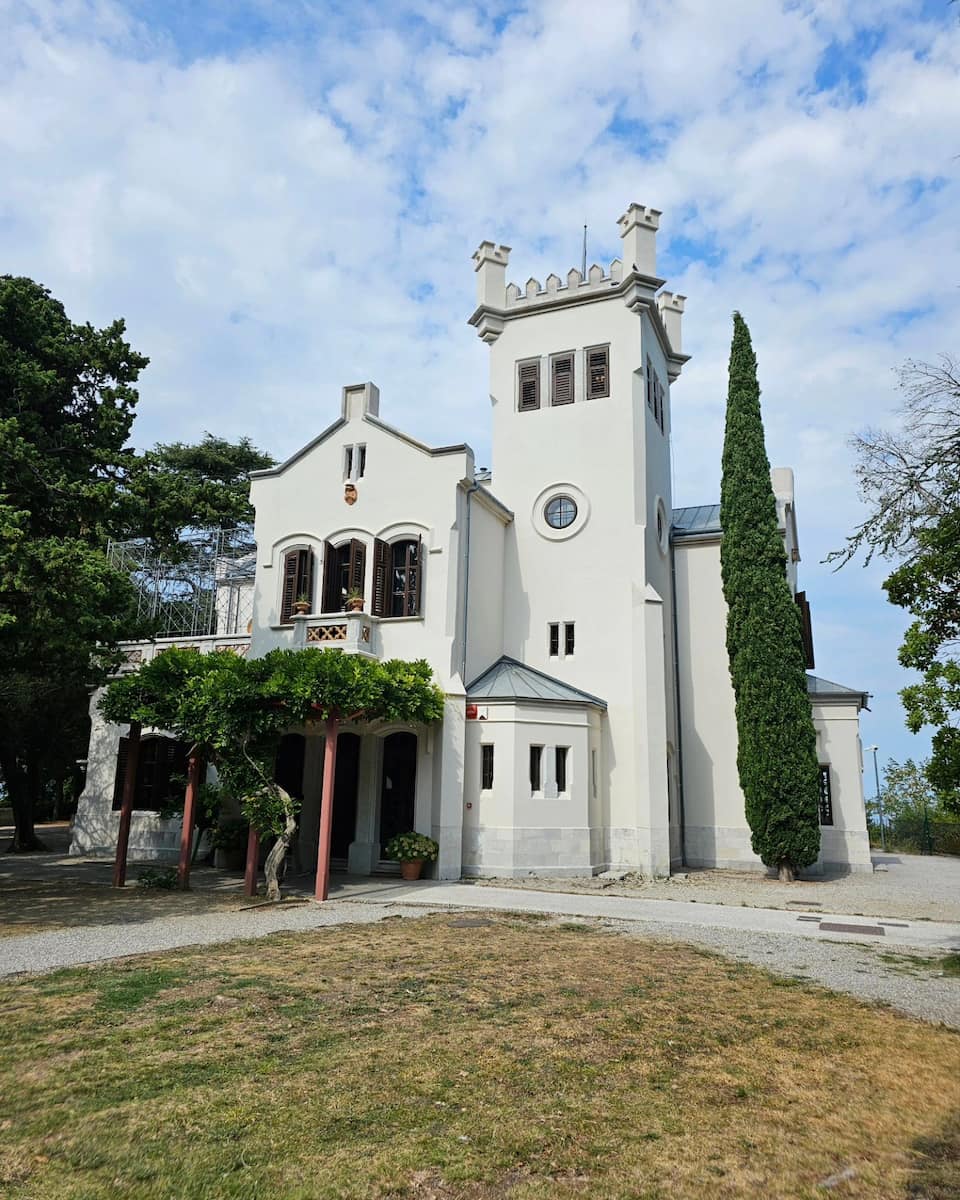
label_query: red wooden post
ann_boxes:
[113,721,141,888]
[243,825,260,897]
[177,751,202,890]
[314,714,339,901]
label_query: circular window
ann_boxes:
[544,495,577,529]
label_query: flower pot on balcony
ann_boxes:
[293,599,310,615]
[346,596,364,612]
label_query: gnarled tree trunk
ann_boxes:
[778,864,796,882]
[263,785,297,902]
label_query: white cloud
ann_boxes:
[1,0,956,766]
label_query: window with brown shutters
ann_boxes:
[518,359,540,411]
[389,538,422,617]
[586,345,609,399]
[320,540,367,612]
[280,547,315,622]
[796,591,815,669]
[551,352,574,405]
[112,736,191,812]
[372,537,390,617]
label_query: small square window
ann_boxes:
[481,744,494,791]
[549,623,560,656]
[530,745,543,792]
[586,345,609,399]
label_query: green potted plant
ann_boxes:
[293,594,311,616]
[345,586,364,612]
[383,830,439,880]
[211,817,250,871]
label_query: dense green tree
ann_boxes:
[719,313,821,880]
[101,647,445,899]
[830,356,960,799]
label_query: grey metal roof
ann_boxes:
[806,674,870,708]
[672,504,722,538]
[466,656,607,709]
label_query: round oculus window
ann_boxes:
[544,495,577,529]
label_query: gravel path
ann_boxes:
[473,851,960,922]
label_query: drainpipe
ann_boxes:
[670,544,687,867]
[461,481,481,684]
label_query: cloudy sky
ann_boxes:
[3,0,958,780]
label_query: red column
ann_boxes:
[314,714,339,902]
[177,751,202,889]
[112,721,141,888]
[243,825,260,897]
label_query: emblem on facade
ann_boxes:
[344,483,358,506]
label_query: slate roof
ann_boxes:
[806,674,870,708]
[466,656,607,709]
[671,504,722,538]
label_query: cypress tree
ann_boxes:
[719,313,821,880]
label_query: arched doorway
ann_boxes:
[330,732,360,861]
[379,732,417,857]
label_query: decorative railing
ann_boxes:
[294,611,377,657]
[117,634,251,671]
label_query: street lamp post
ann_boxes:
[865,744,884,851]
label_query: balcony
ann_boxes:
[292,611,379,658]
[117,633,251,671]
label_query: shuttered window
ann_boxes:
[818,766,834,826]
[321,540,366,612]
[551,352,574,405]
[112,736,191,813]
[646,356,654,412]
[796,591,815,669]
[586,345,609,399]
[518,360,540,411]
[390,538,422,617]
[564,623,575,656]
[280,548,315,622]
[549,623,560,656]
[481,744,494,790]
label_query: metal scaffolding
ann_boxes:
[108,527,257,639]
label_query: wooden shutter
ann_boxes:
[299,549,315,611]
[646,357,654,410]
[518,360,540,411]
[348,539,366,596]
[280,549,299,623]
[321,541,340,613]
[372,538,390,617]
[112,736,130,810]
[408,536,422,616]
[551,353,574,405]
[796,591,815,669]
[587,346,609,399]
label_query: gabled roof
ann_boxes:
[806,674,870,710]
[466,656,607,709]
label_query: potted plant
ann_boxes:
[345,587,364,612]
[384,831,439,880]
[211,818,250,871]
[293,594,311,615]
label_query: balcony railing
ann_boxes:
[292,611,378,657]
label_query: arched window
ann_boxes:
[280,547,316,622]
[320,539,366,612]
[372,537,422,617]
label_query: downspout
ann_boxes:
[461,481,481,684]
[670,542,687,867]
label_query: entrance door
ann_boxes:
[379,732,417,855]
[331,733,360,861]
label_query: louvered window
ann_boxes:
[280,547,316,623]
[796,591,815,669]
[530,745,543,792]
[818,766,834,826]
[646,356,654,411]
[586,345,609,399]
[321,539,366,613]
[549,623,560,656]
[518,360,540,411]
[390,538,422,617]
[551,352,574,406]
[564,623,575,656]
[112,736,190,813]
[481,744,494,791]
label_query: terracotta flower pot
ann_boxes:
[346,597,364,612]
[400,858,424,881]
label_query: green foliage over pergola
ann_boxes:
[101,647,445,897]
[719,313,821,879]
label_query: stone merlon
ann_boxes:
[618,203,661,277]
[656,291,686,353]
[473,241,512,307]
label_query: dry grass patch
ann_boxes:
[0,915,958,1199]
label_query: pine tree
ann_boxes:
[719,313,821,880]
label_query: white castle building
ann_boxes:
[72,204,873,878]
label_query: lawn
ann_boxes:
[1,914,958,1199]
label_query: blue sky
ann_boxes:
[2,0,959,786]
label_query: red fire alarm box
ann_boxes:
[465,704,478,720]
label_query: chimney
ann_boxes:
[617,204,661,277]
[472,241,511,308]
[341,382,380,421]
